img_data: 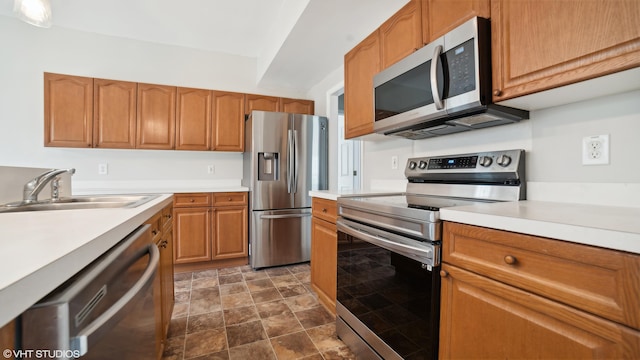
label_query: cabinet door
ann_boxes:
[173,207,211,264]
[160,229,174,335]
[0,320,15,360]
[136,83,176,149]
[212,206,248,260]
[491,0,640,101]
[211,91,245,152]
[176,87,211,151]
[311,217,337,313]
[422,0,490,43]
[380,0,423,69]
[439,264,640,359]
[44,73,93,148]
[344,31,380,139]
[279,98,315,115]
[245,94,279,115]
[93,79,137,149]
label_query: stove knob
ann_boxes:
[496,154,512,167]
[418,160,428,169]
[478,156,493,167]
[408,161,417,170]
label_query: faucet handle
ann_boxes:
[51,177,61,201]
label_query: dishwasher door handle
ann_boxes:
[71,241,159,356]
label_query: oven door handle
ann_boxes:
[337,220,436,266]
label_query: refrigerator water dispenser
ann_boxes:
[258,152,279,181]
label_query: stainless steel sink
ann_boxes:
[0,194,160,213]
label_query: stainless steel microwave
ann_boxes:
[373,17,528,140]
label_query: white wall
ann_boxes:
[0,16,306,192]
[353,90,640,206]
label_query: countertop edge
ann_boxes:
[0,194,173,328]
[441,202,640,255]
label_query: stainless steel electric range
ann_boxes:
[336,149,526,360]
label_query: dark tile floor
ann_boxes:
[162,263,356,360]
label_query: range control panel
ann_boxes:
[405,149,525,183]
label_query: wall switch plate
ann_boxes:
[582,134,609,165]
[98,163,108,175]
[207,165,215,174]
[391,156,399,170]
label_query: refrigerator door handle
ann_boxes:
[287,129,295,193]
[260,213,312,219]
[292,129,298,194]
[70,241,160,356]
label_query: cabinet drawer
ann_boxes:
[443,222,640,330]
[212,192,247,206]
[312,197,337,224]
[162,204,173,229]
[146,212,162,242]
[174,193,211,207]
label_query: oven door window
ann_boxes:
[337,234,440,359]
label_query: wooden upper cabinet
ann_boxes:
[176,87,212,151]
[280,98,314,115]
[422,0,490,43]
[44,73,93,148]
[136,83,176,150]
[491,0,640,101]
[211,91,245,152]
[245,94,279,115]
[93,79,137,149]
[344,31,380,139]
[380,0,423,69]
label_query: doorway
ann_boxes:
[335,93,361,192]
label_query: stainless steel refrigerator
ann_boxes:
[243,111,328,269]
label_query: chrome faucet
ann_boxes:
[23,168,75,203]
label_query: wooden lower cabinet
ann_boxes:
[439,264,640,359]
[440,222,640,359]
[0,320,15,360]
[173,207,212,264]
[212,206,248,260]
[173,192,248,271]
[310,197,338,313]
[146,203,175,360]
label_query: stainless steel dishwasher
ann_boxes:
[21,224,159,360]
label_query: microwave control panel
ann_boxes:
[445,38,476,97]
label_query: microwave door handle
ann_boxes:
[430,44,444,110]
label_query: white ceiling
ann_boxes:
[0,0,409,92]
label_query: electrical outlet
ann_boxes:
[391,156,399,170]
[98,163,108,175]
[207,165,215,174]
[582,135,609,165]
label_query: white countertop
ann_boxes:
[0,194,174,328]
[440,200,640,255]
[309,189,400,201]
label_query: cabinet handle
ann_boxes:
[504,255,517,265]
[322,208,327,213]
[189,198,195,202]
[439,270,449,278]
[152,229,158,236]
[228,197,232,201]
[493,89,503,97]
